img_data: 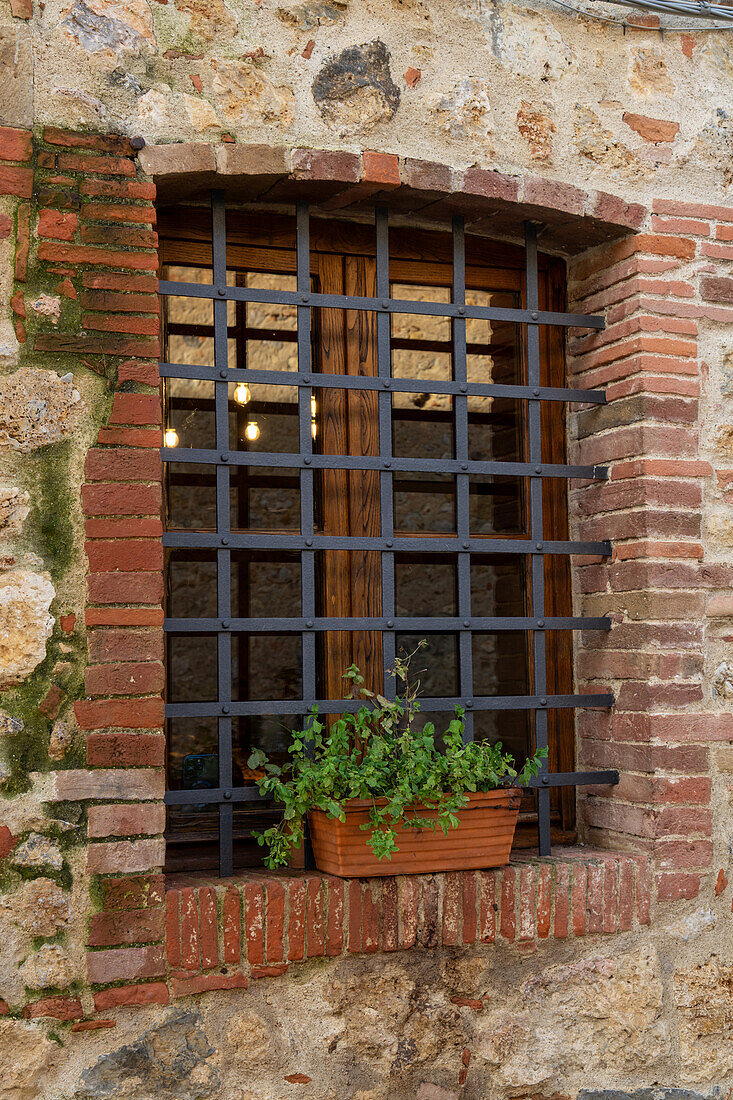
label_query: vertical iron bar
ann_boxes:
[525,221,551,857]
[297,201,316,870]
[212,190,234,877]
[453,216,473,743]
[376,207,396,700]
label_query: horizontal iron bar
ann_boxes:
[165,693,614,718]
[164,614,612,633]
[158,280,605,330]
[165,787,267,805]
[524,770,619,789]
[161,446,608,482]
[159,362,607,406]
[163,532,612,557]
[164,769,619,806]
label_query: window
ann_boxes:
[159,195,614,875]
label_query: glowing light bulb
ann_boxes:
[311,394,317,438]
[234,382,250,406]
[164,427,179,448]
[244,420,260,442]
[311,395,317,417]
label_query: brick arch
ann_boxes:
[138,142,648,253]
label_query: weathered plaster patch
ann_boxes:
[0,369,82,454]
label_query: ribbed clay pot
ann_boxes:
[307,787,522,878]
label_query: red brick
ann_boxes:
[35,331,159,358]
[0,213,11,239]
[617,859,634,931]
[15,202,29,279]
[442,872,460,947]
[100,875,165,911]
[362,882,379,954]
[38,242,157,270]
[110,393,161,427]
[82,178,156,201]
[223,886,240,965]
[325,877,345,956]
[418,876,439,949]
[93,983,169,1011]
[88,628,163,664]
[499,867,516,943]
[86,540,163,574]
[716,868,728,896]
[87,732,164,768]
[518,865,536,943]
[368,876,394,954]
[38,209,77,240]
[81,289,159,314]
[118,359,160,386]
[0,166,33,198]
[86,518,163,542]
[288,878,306,961]
[460,166,519,203]
[523,175,587,215]
[290,148,360,183]
[76,698,164,730]
[264,879,286,963]
[0,126,32,162]
[554,863,570,939]
[83,313,159,337]
[179,887,200,971]
[9,0,32,17]
[535,866,551,939]
[82,483,162,516]
[245,882,264,964]
[85,567,162,602]
[82,202,157,224]
[81,220,156,247]
[172,972,247,996]
[197,887,218,970]
[251,964,288,978]
[592,191,647,230]
[86,944,165,984]
[651,215,708,235]
[462,871,478,946]
[96,428,162,448]
[23,997,83,1021]
[701,275,733,304]
[306,876,325,957]
[44,129,136,156]
[602,860,619,933]
[88,908,165,947]
[58,152,135,176]
[88,802,165,838]
[572,864,587,936]
[404,66,421,87]
[347,879,362,954]
[166,891,181,967]
[84,271,158,292]
[399,876,419,949]
[657,871,700,901]
[87,838,163,875]
[478,872,496,943]
[362,150,400,186]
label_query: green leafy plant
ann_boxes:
[249,641,547,869]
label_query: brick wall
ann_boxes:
[568,205,733,902]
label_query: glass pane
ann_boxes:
[168,551,217,618]
[166,378,215,450]
[394,633,458,698]
[167,462,216,531]
[167,634,217,703]
[470,475,523,535]
[394,472,455,533]
[232,634,301,701]
[230,466,300,531]
[167,717,218,791]
[395,555,456,617]
[229,380,298,454]
[165,266,214,366]
[472,631,529,696]
[231,551,301,618]
[471,556,527,617]
[473,711,531,767]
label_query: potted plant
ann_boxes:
[249,643,547,877]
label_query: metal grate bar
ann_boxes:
[453,216,474,743]
[159,362,607,405]
[164,614,612,632]
[211,190,234,877]
[376,207,396,700]
[158,280,604,330]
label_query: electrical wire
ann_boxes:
[547,0,733,29]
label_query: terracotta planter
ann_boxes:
[307,788,522,878]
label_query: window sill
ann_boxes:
[164,850,651,996]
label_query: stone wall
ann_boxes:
[3,0,733,1096]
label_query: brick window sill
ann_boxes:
[163,849,651,998]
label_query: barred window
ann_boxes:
[159,195,614,875]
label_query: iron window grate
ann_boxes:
[160,192,618,877]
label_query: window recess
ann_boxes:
[159,194,618,876]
